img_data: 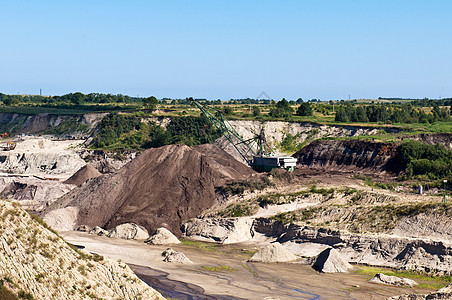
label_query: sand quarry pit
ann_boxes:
[61,231,436,300]
[44,144,256,235]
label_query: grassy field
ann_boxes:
[354,265,451,290]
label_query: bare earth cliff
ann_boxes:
[0,200,164,299]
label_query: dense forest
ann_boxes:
[92,113,221,150]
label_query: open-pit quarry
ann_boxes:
[0,122,451,299]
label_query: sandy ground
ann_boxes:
[12,136,84,153]
[0,136,86,180]
[61,231,434,300]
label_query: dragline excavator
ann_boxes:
[190,99,297,172]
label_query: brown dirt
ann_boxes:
[293,139,402,174]
[64,163,101,185]
[44,144,255,235]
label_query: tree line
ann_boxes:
[92,113,221,150]
[335,104,451,124]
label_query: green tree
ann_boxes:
[252,106,261,117]
[296,102,313,116]
[269,98,294,119]
[2,97,13,106]
[223,106,233,115]
[144,96,158,111]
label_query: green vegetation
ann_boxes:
[270,211,298,224]
[217,176,273,196]
[42,118,90,136]
[279,133,300,153]
[398,139,452,180]
[1,92,451,158]
[17,291,33,299]
[91,113,221,150]
[179,239,221,252]
[353,175,397,190]
[200,265,236,272]
[355,265,451,290]
[268,98,293,119]
[296,102,313,116]
[93,113,141,148]
[218,202,258,218]
[143,96,158,111]
[335,103,451,124]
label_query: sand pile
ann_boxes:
[107,223,149,240]
[249,242,298,263]
[64,164,102,186]
[162,248,192,264]
[312,248,353,273]
[146,228,180,245]
[44,144,255,235]
[370,273,418,287]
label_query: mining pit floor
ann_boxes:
[61,231,434,300]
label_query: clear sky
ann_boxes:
[1,1,451,100]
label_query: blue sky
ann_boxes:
[1,1,451,100]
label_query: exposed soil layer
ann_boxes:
[293,139,403,174]
[0,200,164,299]
[413,133,452,149]
[64,164,102,185]
[44,144,255,235]
[0,112,105,136]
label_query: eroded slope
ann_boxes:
[0,200,164,299]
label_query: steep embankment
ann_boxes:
[413,133,452,149]
[0,200,164,299]
[253,219,452,275]
[0,112,106,136]
[0,137,86,176]
[43,144,256,235]
[293,139,402,173]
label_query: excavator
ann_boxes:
[0,132,16,151]
[190,99,297,172]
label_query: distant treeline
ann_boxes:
[335,104,451,124]
[0,92,141,105]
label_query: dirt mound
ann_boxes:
[293,140,402,174]
[44,144,255,235]
[162,248,192,264]
[181,217,254,244]
[312,248,353,273]
[370,273,418,287]
[107,223,150,240]
[249,242,298,263]
[64,164,102,185]
[146,228,180,245]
